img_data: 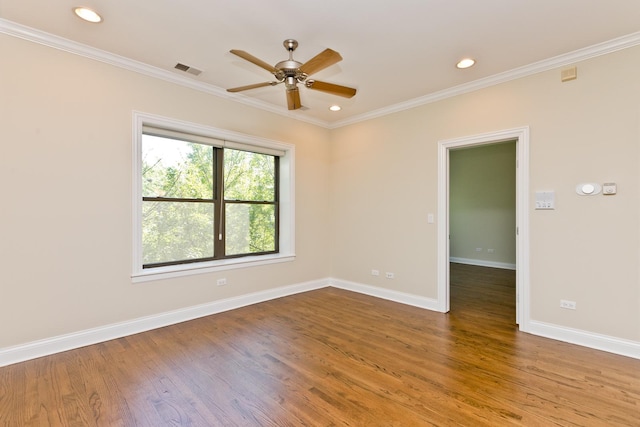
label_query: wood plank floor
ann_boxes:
[1,263,639,426]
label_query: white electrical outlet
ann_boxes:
[560,299,576,310]
[371,269,380,276]
[385,272,395,279]
[475,247,482,252]
[217,278,227,286]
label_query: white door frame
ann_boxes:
[437,127,530,330]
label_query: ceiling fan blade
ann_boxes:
[230,49,279,74]
[286,88,302,110]
[306,80,357,98]
[298,48,342,76]
[227,82,278,93]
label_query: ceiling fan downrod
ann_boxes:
[276,39,304,83]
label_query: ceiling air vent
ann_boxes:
[174,63,202,76]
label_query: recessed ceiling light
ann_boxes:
[73,7,103,23]
[329,105,341,112]
[456,58,476,69]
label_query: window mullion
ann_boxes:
[142,197,214,203]
[213,147,225,258]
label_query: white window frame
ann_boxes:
[132,111,295,282]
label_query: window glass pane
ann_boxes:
[224,149,275,201]
[142,201,214,265]
[142,135,214,199]
[225,203,276,255]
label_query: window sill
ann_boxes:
[132,253,296,283]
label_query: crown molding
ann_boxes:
[0,18,330,128]
[2,18,639,130]
[329,31,640,129]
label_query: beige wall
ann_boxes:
[2,32,640,351]
[330,46,640,342]
[0,34,332,348]
[450,142,516,266]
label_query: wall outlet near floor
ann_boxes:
[217,278,227,286]
[560,299,576,310]
[475,247,482,252]
[371,269,380,276]
[385,272,395,279]
[487,248,495,253]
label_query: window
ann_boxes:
[222,149,278,257]
[133,112,294,281]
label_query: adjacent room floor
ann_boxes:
[1,263,639,425]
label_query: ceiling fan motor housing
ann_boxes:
[275,60,304,76]
[275,60,307,88]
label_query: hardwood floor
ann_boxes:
[1,263,639,426]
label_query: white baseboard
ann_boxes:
[527,320,640,360]
[2,277,638,366]
[330,278,639,360]
[0,278,329,367]
[450,257,516,270]
[329,278,440,311]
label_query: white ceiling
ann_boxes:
[2,0,640,127]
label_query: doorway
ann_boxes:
[437,127,530,330]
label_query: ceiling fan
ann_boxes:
[227,39,357,110]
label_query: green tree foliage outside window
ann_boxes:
[141,134,278,267]
[223,149,277,256]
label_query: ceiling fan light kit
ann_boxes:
[227,39,357,111]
